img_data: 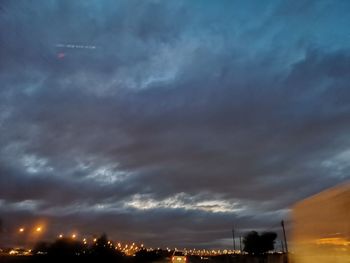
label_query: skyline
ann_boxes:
[0,0,350,248]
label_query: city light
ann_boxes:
[7,231,246,258]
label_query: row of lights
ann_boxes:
[18,226,42,233]
[17,227,240,256]
[57,233,78,239]
[57,235,145,252]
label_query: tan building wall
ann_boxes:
[290,182,350,263]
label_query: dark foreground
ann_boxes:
[0,254,288,263]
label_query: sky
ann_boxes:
[0,0,350,249]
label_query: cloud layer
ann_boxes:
[0,0,349,248]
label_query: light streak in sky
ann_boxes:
[55,44,96,49]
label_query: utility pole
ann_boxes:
[239,236,242,252]
[0,218,2,250]
[281,220,288,253]
[280,240,285,253]
[232,227,236,253]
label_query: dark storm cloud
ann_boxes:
[0,0,350,248]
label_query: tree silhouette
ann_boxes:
[48,238,84,257]
[32,241,50,254]
[90,233,124,260]
[260,232,277,253]
[243,231,277,255]
[31,234,125,261]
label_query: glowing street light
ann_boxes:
[36,227,42,232]
[19,228,25,233]
[58,234,63,238]
[72,234,76,239]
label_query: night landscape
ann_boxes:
[0,1,349,263]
